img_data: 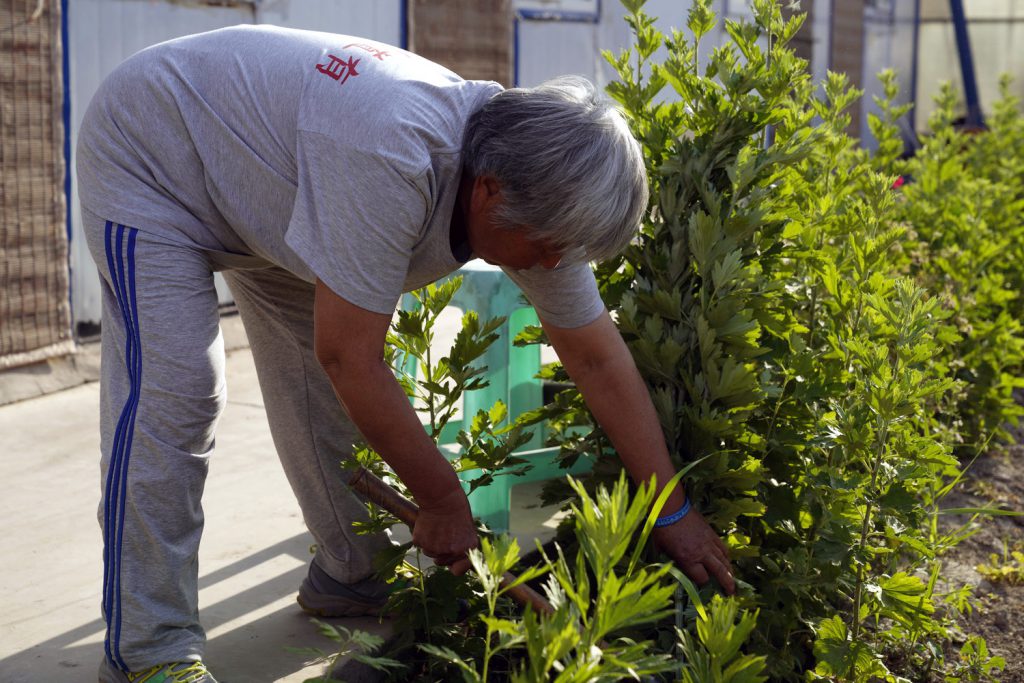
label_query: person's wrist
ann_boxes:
[414,479,469,513]
[653,496,692,528]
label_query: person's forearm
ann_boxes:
[568,350,687,514]
[551,317,687,516]
[320,357,465,510]
[547,313,733,592]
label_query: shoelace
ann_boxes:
[127,661,210,683]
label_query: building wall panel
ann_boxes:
[916,20,1024,130]
[515,0,631,88]
[1,0,72,368]
[831,0,867,98]
[409,0,512,84]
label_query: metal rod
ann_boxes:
[399,0,408,51]
[949,0,984,128]
[909,0,921,140]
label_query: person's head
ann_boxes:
[461,76,647,270]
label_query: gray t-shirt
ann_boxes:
[77,25,604,327]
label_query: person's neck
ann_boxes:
[450,172,474,257]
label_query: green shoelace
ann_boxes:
[127,661,211,683]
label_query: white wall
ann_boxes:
[513,0,691,95]
[514,0,630,88]
[69,0,252,327]
[68,0,402,328]
[514,1,763,92]
[915,16,1024,131]
[864,0,1024,137]
[255,0,400,41]
[861,0,918,146]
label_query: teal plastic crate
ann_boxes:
[403,262,593,532]
[447,445,593,533]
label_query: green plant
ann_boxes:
[512,473,679,682]
[870,76,1024,457]
[423,472,765,682]
[290,620,403,683]
[975,544,1024,585]
[424,473,674,682]
[346,278,538,681]
[522,1,1012,679]
[676,593,767,683]
[947,636,1006,682]
[323,3,1023,679]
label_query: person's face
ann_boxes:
[465,176,565,271]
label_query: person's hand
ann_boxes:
[411,487,478,576]
[652,508,735,595]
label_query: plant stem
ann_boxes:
[415,552,432,644]
[806,283,820,349]
[763,375,790,448]
[481,577,500,682]
[423,306,438,438]
[849,409,890,653]
[806,155,834,350]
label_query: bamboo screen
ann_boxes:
[408,0,513,86]
[0,0,72,369]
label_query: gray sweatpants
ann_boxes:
[83,209,392,671]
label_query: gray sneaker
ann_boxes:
[296,560,392,618]
[98,657,217,682]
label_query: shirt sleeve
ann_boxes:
[502,261,605,329]
[285,129,430,314]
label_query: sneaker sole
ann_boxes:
[98,658,217,683]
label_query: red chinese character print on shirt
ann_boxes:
[343,43,391,61]
[315,54,361,85]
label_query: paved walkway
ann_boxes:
[0,321,561,682]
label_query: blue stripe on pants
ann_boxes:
[102,222,141,671]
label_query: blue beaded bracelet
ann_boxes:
[654,497,692,528]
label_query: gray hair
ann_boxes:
[462,76,648,263]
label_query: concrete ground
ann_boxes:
[0,315,564,683]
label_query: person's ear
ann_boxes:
[471,175,502,211]
[481,175,501,199]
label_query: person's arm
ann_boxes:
[542,309,735,594]
[313,279,476,572]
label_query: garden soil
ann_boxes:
[940,442,1024,681]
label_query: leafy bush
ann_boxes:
[341,278,533,681]
[330,281,767,682]
[415,472,767,683]
[870,74,1024,457]
[523,0,1019,679]
[313,2,1024,680]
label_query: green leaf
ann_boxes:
[939,507,1023,517]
